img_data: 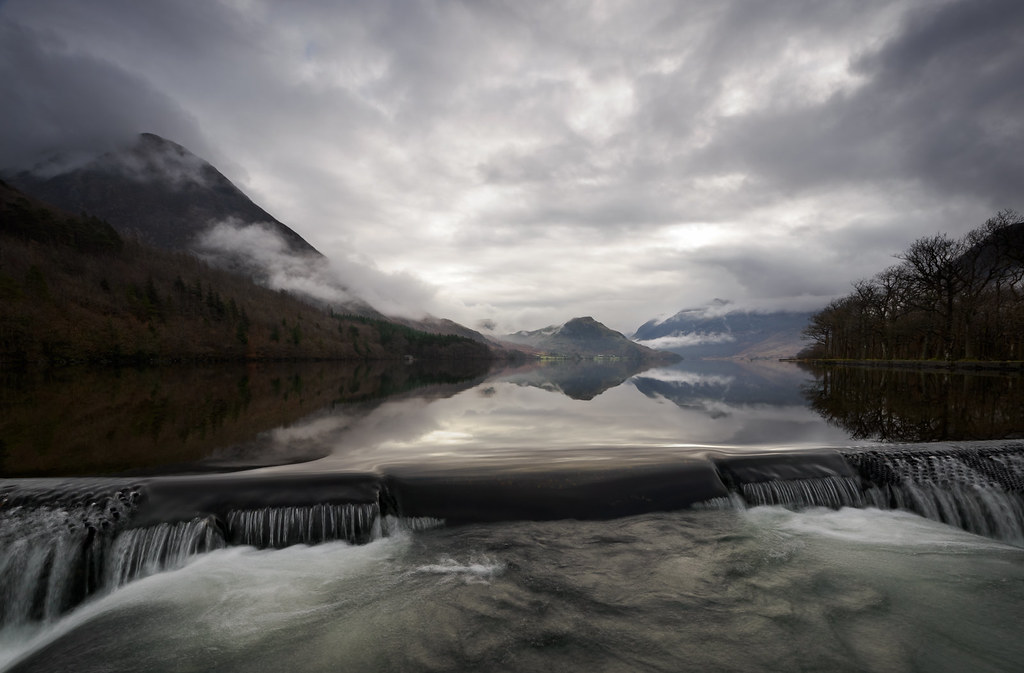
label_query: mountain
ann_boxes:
[632,301,815,360]
[6,134,513,336]
[503,317,679,362]
[8,133,319,256]
[0,180,495,365]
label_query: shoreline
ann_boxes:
[784,358,1024,373]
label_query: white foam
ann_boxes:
[0,536,407,672]
[743,505,1020,551]
[415,556,504,583]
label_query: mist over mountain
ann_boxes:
[1,134,517,360]
[9,133,319,256]
[632,300,815,360]
[504,317,679,363]
[5,133,462,324]
[0,180,495,365]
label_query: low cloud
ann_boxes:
[197,219,439,320]
[4,0,1021,333]
[0,19,210,172]
[635,333,736,350]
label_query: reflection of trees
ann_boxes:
[803,365,1024,442]
[0,359,488,477]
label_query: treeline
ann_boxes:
[802,210,1024,362]
[0,181,494,365]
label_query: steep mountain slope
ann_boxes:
[0,181,495,365]
[633,301,814,359]
[504,317,679,362]
[8,133,319,256]
[7,134,505,336]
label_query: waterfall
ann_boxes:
[224,502,381,548]
[847,447,1024,545]
[105,517,227,587]
[4,444,1024,631]
[0,492,387,629]
[740,476,864,509]
[706,445,1024,546]
[0,488,137,626]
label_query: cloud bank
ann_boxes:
[198,220,440,320]
[3,0,1021,333]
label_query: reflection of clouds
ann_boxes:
[632,369,735,387]
[254,374,856,473]
[270,415,352,442]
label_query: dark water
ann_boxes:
[2,360,1024,672]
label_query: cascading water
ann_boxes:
[105,517,226,588]
[0,487,138,626]
[0,485,392,630]
[712,445,1024,546]
[4,442,1024,634]
[225,503,381,548]
[740,476,864,509]
[847,447,1024,545]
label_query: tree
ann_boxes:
[803,212,1024,362]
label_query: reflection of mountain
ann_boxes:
[0,360,487,477]
[802,364,1024,443]
[633,301,813,359]
[632,360,812,412]
[504,316,679,362]
[494,359,655,400]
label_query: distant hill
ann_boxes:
[632,300,815,360]
[503,317,679,362]
[0,180,495,366]
[8,133,319,256]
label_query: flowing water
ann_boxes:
[2,360,1023,672]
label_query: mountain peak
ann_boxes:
[7,134,320,257]
[503,316,678,362]
[633,303,816,359]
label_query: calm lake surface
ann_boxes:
[2,359,1023,672]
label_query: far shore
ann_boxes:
[784,358,1024,373]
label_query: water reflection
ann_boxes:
[262,360,855,474]
[493,359,651,400]
[633,359,810,410]
[0,360,487,477]
[12,358,1022,478]
[802,364,1024,443]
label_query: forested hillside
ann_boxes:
[0,181,493,365]
[801,210,1024,362]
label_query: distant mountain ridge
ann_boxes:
[504,317,679,362]
[8,133,319,257]
[633,301,815,360]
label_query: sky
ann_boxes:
[1,0,1022,335]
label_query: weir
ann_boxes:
[2,440,1024,628]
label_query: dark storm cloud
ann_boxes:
[0,20,208,170]
[693,0,1024,207]
[2,0,1021,332]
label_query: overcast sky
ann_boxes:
[2,0,1021,334]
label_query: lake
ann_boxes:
[2,359,1023,672]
